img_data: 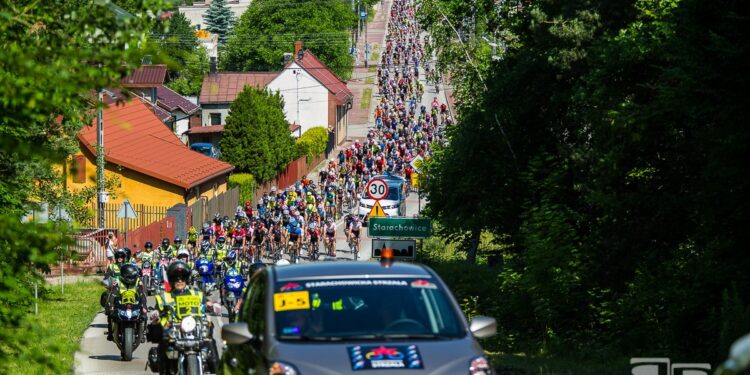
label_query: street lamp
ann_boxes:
[293,69,301,125]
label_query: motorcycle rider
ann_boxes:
[149,261,218,374]
[139,241,157,265]
[101,248,127,310]
[214,236,229,262]
[167,237,184,259]
[106,263,147,341]
[156,238,170,260]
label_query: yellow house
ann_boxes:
[68,97,234,208]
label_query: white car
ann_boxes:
[357,175,407,224]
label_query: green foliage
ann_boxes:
[203,0,234,44]
[422,0,750,362]
[221,0,356,79]
[295,127,328,163]
[228,173,256,206]
[0,0,168,368]
[220,86,296,183]
[0,282,103,373]
[165,46,210,96]
[153,11,199,68]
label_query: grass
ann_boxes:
[368,65,378,73]
[0,282,103,374]
[361,88,372,109]
[365,77,374,84]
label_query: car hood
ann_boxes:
[269,336,485,374]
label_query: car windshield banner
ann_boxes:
[349,345,423,370]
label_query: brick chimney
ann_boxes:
[294,40,303,60]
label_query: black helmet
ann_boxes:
[145,241,153,249]
[167,261,192,285]
[161,238,170,247]
[114,248,127,262]
[120,264,140,287]
[123,247,132,261]
[217,236,226,244]
[173,236,182,244]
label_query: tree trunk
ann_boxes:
[466,229,480,264]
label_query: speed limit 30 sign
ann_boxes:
[365,178,389,200]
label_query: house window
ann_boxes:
[210,113,221,125]
[72,155,86,183]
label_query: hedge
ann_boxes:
[228,173,255,205]
[295,127,328,163]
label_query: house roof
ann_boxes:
[185,125,225,134]
[145,100,174,123]
[292,50,353,105]
[157,85,200,115]
[77,99,234,189]
[121,65,167,88]
[289,123,301,133]
[199,72,280,104]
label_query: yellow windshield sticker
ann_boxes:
[120,289,137,304]
[274,291,310,312]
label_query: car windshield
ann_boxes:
[273,278,464,341]
[385,185,401,201]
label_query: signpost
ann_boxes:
[372,239,417,259]
[365,178,389,201]
[368,217,432,238]
[117,199,137,248]
[409,155,424,174]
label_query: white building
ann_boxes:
[178,0,251,30]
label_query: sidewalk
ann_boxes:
[346,0,392,141]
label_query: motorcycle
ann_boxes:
[158,257,171,291]
[111,289,146,361]
[162,315,217,375]
[141,260,157,296]
[194,256,216,295]
[222,268,245,322]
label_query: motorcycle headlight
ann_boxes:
[180,316,197,333]
[269,361,298,375]
[469,356,494,375]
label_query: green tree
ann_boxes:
[154,11,199,67]
[0,0,166,365]
[221,0,355,79]
[166,46,209,96]
[220,86,296,183]
[203,0,234,44]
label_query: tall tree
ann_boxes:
[203,0,234,44]
[155,11,199,67]
[221,0,355,79]
[220,86,296,183]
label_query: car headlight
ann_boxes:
[269,361,298,375]
[382,204,398,209]
[469,356,494,375]
[180,316,197,333]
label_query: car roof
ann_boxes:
[272,261,433,282]
[190,143,213,148]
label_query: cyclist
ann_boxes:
[287,220,303,263]
[347,216,363,259]
[306,220,320,260]
[323,217,337,257]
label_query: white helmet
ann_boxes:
[177,249,190,259]
[276,259,291,266]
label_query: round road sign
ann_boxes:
[366,178,389,200]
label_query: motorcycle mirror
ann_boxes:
[222,322,254,345]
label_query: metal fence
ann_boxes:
[189,187,240,227]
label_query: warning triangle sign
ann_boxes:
[368,201,386,218]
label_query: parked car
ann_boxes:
[220,257,497,374]
[190,142,219,159]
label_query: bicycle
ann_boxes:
[348,236,360,260]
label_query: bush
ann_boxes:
[228,173,255,205]
[295,127,328,163]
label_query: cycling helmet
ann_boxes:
[203,223,210,230]
[167,261,191,285]
[177,248,190,260]
[217,236,226,245]
[114,248,127,262]
[144,241,153,249]
[173,236,182,245]
[327,217,333,224]
[200,240,211,252]
[123,247,132,261]
[161,238,170,247]
[225,250,237,267]
[120,264,140,287]
[276,259,291,266]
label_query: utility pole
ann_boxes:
[96,90,106,228]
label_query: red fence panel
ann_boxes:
[118,216,175,251]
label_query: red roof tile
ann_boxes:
[186,125,224,134]
[121,65,167,88]
[294,50,353,105]
[157,85,199,114]
[199,72,279,104]
[78,99,234,189]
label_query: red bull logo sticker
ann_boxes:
[349,345,423,370]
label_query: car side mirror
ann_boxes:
[222,322,254,345]
[469,316,497,339]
